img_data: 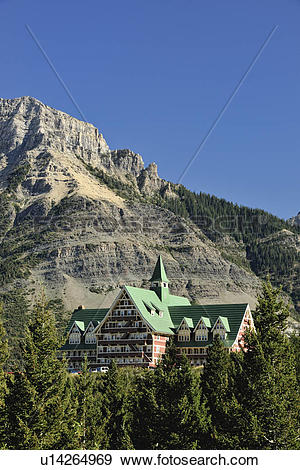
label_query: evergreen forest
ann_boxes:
[0,281,299,450]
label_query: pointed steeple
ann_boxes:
[150,255,169,283]
[150,256,169,302]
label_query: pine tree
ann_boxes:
[102,361,133,449]
[5,371,40,449]
[140,339,210,449]
[128,368,159,449]
[5,295,77,449]
[290,333,300,385]
[73,355,108,449]
[201,335,241,449]
[235,280,300,449]
[0,304,8,449]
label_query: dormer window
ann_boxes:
[194,317,211,342]
[85,333,96,344]
[195,332,208,341]
[69,333,80,344]
[178,334,190,342]
[195,325,208,341]
[212,317,229,340]
[177,319,191,342]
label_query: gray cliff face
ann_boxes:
[0,96,260,310]
[0,96,145,177]
[288,212,300,227]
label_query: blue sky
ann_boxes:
[0,0,299,219]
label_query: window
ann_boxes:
[85,333,96,344]
[178,335,189,342]
[69,333,80,344]
[195,332,208,341]
[213,319,227,339]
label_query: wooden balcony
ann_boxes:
[177,353,207,357]
[98,351,145,358]
[99,327,148,334]
[98,338,152,345]
[101,326,147,335]
[109,314,138,321]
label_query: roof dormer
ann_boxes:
[176,317,193,342]
[68,321,83,344]
[212,316,230,340]
[194,317,211,341]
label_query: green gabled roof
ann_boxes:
[143,301,154,313]
[74,321,85,332]
[150,302,162,313]
[180,317,194,329]
[199,316,211,328]
[168,294,191,307]
[65,308,109,335]
[125,285,189,334]
[169,303,248,347]
[125,286,174,334]
[217,316,230,332]
[149,256,169,283]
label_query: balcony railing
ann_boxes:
[98,338,151,345]
[66,353,97,361]
[100,326,147,333]
[109,314,138,320]
[98,351,147,357]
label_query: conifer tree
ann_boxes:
[102,361,133,449]
[201,335,241,449]
[235,281,300,449]
[128,368,159,449]
[5,371,40,449]
[0,305,8,449]
[290,333,300,385]
[73,355,108,449]
[5,295,77,449]
[137,339,210,449]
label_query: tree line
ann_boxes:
[0,282,299,450]
[152,185,300,318]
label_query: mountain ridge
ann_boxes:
[288,212,300,227]
[0,97,299,330]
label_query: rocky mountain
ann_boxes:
[288,212,300,227]
[0,97,299,332]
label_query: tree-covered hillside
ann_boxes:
[149,184,300,318]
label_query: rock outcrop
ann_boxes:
[288,212,300,227]
[0,96,264,311]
